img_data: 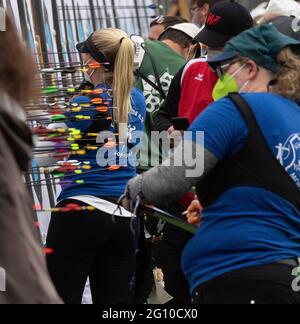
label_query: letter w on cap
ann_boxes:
[206,13,221,26]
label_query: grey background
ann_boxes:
[160,0,265,12]
[237,0,265,9]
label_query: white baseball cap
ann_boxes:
[266,0,300,17]
[251,2,268,20]
[159,23,201,40]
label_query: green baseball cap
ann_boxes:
[208,24,300,73]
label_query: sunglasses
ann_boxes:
[151,15,165,26]
[215,63,231,79]
[215,59,244,79]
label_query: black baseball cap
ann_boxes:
[194,0,253,48]
[76,33,112,68]
[270,16,300,42]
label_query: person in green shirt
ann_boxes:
[135,23,201,172]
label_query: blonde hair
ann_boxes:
[272,47,300,100]
[92,29,135,128]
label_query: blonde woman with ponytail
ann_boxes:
[46,29,146,304]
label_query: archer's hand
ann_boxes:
[187,200,202,226]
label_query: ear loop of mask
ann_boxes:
[225,62,249,92]
[239,79,250,93]
[188,43,202,60]
[84,57,96,83]
[200,44,208,58]
[186,44,197,61]
[238,63,260,93]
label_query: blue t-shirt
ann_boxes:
[182,93,300,293]
[58,85,146,201]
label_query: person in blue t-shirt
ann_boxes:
[122,25,300,304]
[46,29,146,304]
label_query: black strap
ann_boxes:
[228,93,300,210]
[196,93,300,209]
[85,34,112,69]
[135,43,167,100]
[135,70,166,99]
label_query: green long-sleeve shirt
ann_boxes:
[135,40,186,172]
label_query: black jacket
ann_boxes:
[153,66,185,131]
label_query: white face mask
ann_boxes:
[84,70,95,84]
[192,19,202,28]
[83,57,96,84]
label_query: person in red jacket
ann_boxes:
[178,58,218,124]
[154,1,253,134]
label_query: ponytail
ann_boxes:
[113,37,134,126]
[92,29,135,140]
